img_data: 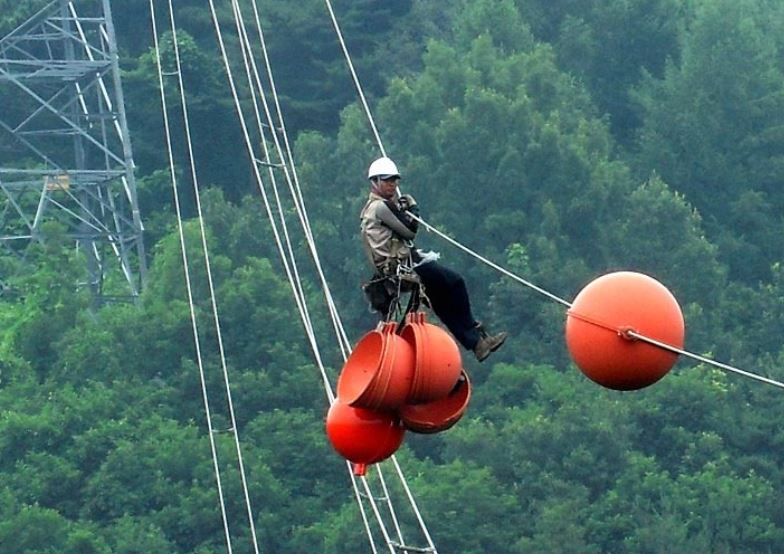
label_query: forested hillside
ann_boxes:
[2,0,784,552]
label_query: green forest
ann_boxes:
[2,0,784,552]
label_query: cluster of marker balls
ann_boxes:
[326,314,470,474]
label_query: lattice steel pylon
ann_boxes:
[0,0,146,302]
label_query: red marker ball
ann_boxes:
[325,400,404,465]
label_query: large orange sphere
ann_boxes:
[565,271,684,390]
[325,400,405,465]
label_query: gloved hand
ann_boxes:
[398,194,417,211]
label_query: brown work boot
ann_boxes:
[473,323,507,362]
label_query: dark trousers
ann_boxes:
[414,261,480,350]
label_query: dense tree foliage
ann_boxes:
[632,0,784,284]
[2,0,784,552]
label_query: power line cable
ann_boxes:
[414,213,784,391]
[226,0,413,547]
[205,2,396,551]
[162,1,262,551]
[322,0,385,156]
[216,1,439,551]
[148,2,234,552]
[205,0,327,392]
[245,0,354,356]
[627,330,784,390]
[413,214,572,308]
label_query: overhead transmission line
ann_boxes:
[149,1,263,552]
[414,215,784,390]
[203,0,438,552]
[149,3,235,553]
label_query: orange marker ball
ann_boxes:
[325,400,404,465]
[566,271,685,390]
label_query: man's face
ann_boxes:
[376,176,399,199]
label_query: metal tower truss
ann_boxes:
[0,0,146,301]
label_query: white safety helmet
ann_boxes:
[367,157,400,180]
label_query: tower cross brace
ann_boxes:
[0,0,146,302]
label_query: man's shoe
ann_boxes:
[473,326,507,362]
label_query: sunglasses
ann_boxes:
[377,175,400,182]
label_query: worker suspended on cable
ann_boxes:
[360,156,507,362]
